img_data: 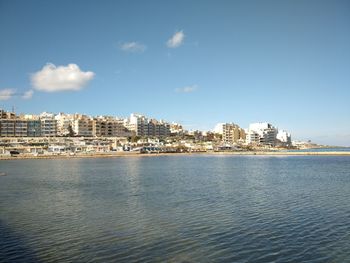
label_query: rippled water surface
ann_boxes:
[1,155,350,262]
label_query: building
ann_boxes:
[93,116,132,137]
[170,123,183,135]
[40,112,57,137]
[0,119,16,137]
[128,113,148,136]
[277,130,291,145]
[149,119,170,137]
[0,110,43,137]
[127,113,170,138]
[222,123,246,145]
[27,120,42,137]
[0,119,29,137]
[247,122,278,146]
[0,109,16,119]
[14,119,28,137]
[24,114,42,137]
[246,130,260,144]
[73,115,93,137]
[55,113,74,136]
[213,123,225,135]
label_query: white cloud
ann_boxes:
[22,90,34,99]
[120,42,146,52]
[167,30,185,48]
[175,84,198,93]
[31,63,95,92]
[0,88,16,101]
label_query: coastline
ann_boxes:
[1,150,350,160]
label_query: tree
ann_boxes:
[67,124,75,137]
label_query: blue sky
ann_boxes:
[0,0,349,146]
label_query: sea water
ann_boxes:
[1,155,350,262]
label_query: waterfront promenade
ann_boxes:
[1,150,350,160]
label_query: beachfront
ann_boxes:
[1,150,350,161]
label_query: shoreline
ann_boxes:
[1,150,350,160]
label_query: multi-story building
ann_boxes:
[0,110,42,137]
[277,130,292,145]
[92,116,131,137]
[0,119,28,137]
[222,123,246,145]
[247,122,278,146]
[0,110,173,139]
[245,130,260,144]
[128,113,148,136]
[170,123,183,135]
[24,114,42,137]
[55,113,74,136]
[114,118,133,137]
[0,119,16,137]
[14,119,28,137]
[213,123,225,135]
[27,120,42,137]
[73,115,93,137]
[0,109,16,119]
[149,119,170,137]
[127,113,170,137]
[40,112,57,137]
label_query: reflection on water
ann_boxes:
[1,155,350,262]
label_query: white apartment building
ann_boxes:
[246,130,260,144]
[55,113,75,136]
[127,113,170,137]
[40,112,57,137]
[128,113,148,136]
[247,122,278,146]
[277,130,292,145]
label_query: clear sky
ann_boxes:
[0,0,349,146]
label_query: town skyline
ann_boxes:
[0,107,300,149]
[1,0,349,146]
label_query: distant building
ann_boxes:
[247,122,278,146]
[149,119,171,137]
[15,119,28,137]
[93,116,132,137]
[73,115,93,137]
[0,119,16,137]
[246,130,260,144]
[0,109,16,119]
[0,109,26,137]
[127,113,170,137]
[0,110,42,137]
[55,113,74,136]
[27,120,41,137]
[277,130,291,145]
[213,123,225,135]
[40,112,57,137]
[170,123,183,135]
[222,123,246,145]
[128,113,148,136]
[0,118,33,137]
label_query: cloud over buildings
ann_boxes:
[0,88,16,101]
[119,42,146,53]
[175,84,198,93]
[167,31,185,48]
[31,63,95,92]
